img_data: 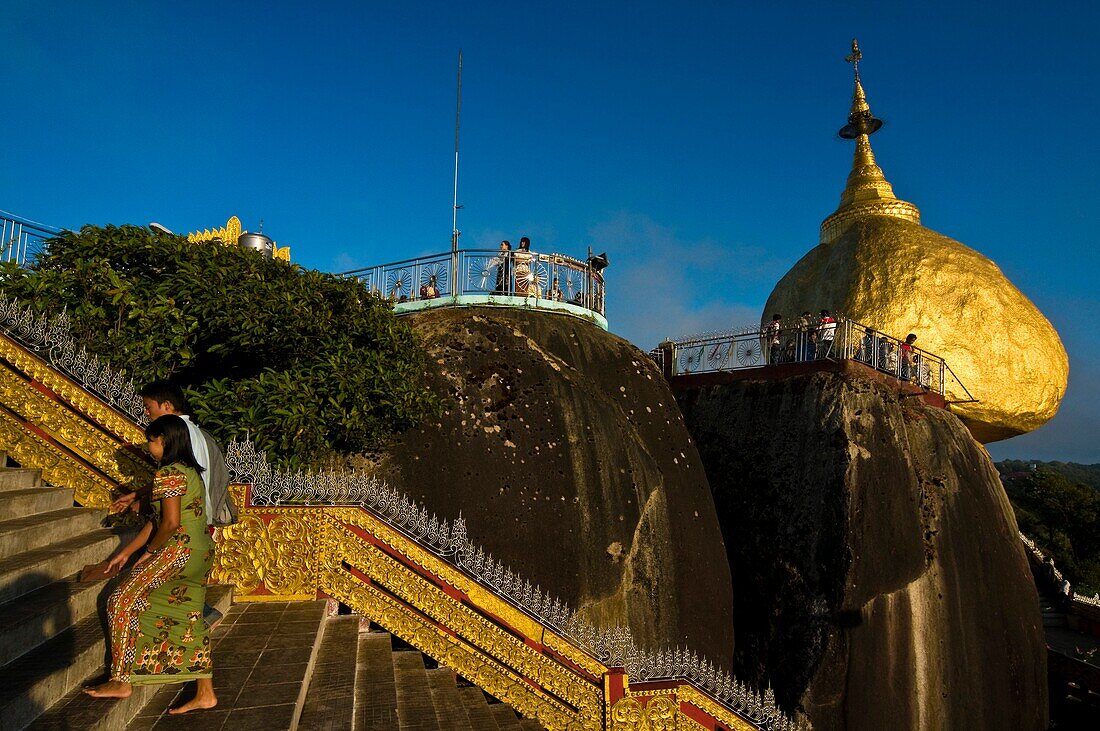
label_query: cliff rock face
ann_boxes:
[378,308,734,657]
[675,364,1046,729]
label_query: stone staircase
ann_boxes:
[0,459,544,730]
[0,457,234,731]
[126,603,544,730]
[0,457,127,729]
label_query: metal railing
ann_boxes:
[341,248,606,317]
[1021,532,1100,611]
[653,315,950,395]
[1,210,59,266]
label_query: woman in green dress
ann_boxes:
[85,414,217,714]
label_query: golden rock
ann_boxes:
[764,68,1068,443]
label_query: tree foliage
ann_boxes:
[0,224,440,468]
[997,459,1100,492]
[999,465,1100,595]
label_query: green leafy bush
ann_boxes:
[0,224,440,468]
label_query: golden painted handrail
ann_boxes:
[212,484,792,731]
[0,329,151,506]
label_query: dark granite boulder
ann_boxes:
[378,307,734,658]
[675,364,1046,730]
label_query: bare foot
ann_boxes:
[168,684,217,714]
[83,680,132,699]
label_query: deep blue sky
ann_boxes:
[3,2,1097,462]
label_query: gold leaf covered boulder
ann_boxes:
[763,44,1068,443]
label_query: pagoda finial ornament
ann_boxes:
[820,39,921,243]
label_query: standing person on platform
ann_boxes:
[85,415,216,714]
[900,333,918,381]
[513,237,533,296]
[548,276,564,302]
[860,327,878,366]
[818,310,836,358]
[493,240,512,295]
[419,275,441,299]
[765,314,783,365]
[797,312,816,361]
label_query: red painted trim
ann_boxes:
[680,700,725,729]
[605,669,626,706]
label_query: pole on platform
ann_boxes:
[450,50,463,296]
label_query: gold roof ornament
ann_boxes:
[763,40,1068,443]
[186,215,291,262]
[820,40,921,243]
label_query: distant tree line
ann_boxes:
[997,461,1100,595]
[997,459,1100,492]
[0,225,441,468]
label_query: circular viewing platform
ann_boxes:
[342,247,608,329]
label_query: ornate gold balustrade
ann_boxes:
[0,313,151,506]
[212,483,779,731]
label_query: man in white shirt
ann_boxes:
[110,382,212,523]
[818,309,837,358]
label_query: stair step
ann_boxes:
[122,598,324,730]
[0,487,74,522]
[394,650,441,731]
[459,685,499,731]
[355,630,398,731]
[425,668,473,731]
[0,575,106,667]
[0,507,107,560]
[517,719,545,730]
[0,529,122,606]
[489,702,522,731]
[0,468,43,492]
[27,586,234,731]
[298,614,360,730]
[0,612,107,729]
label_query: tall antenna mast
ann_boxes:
[450,50,463,294]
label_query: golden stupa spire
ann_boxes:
[820,39,921,243]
